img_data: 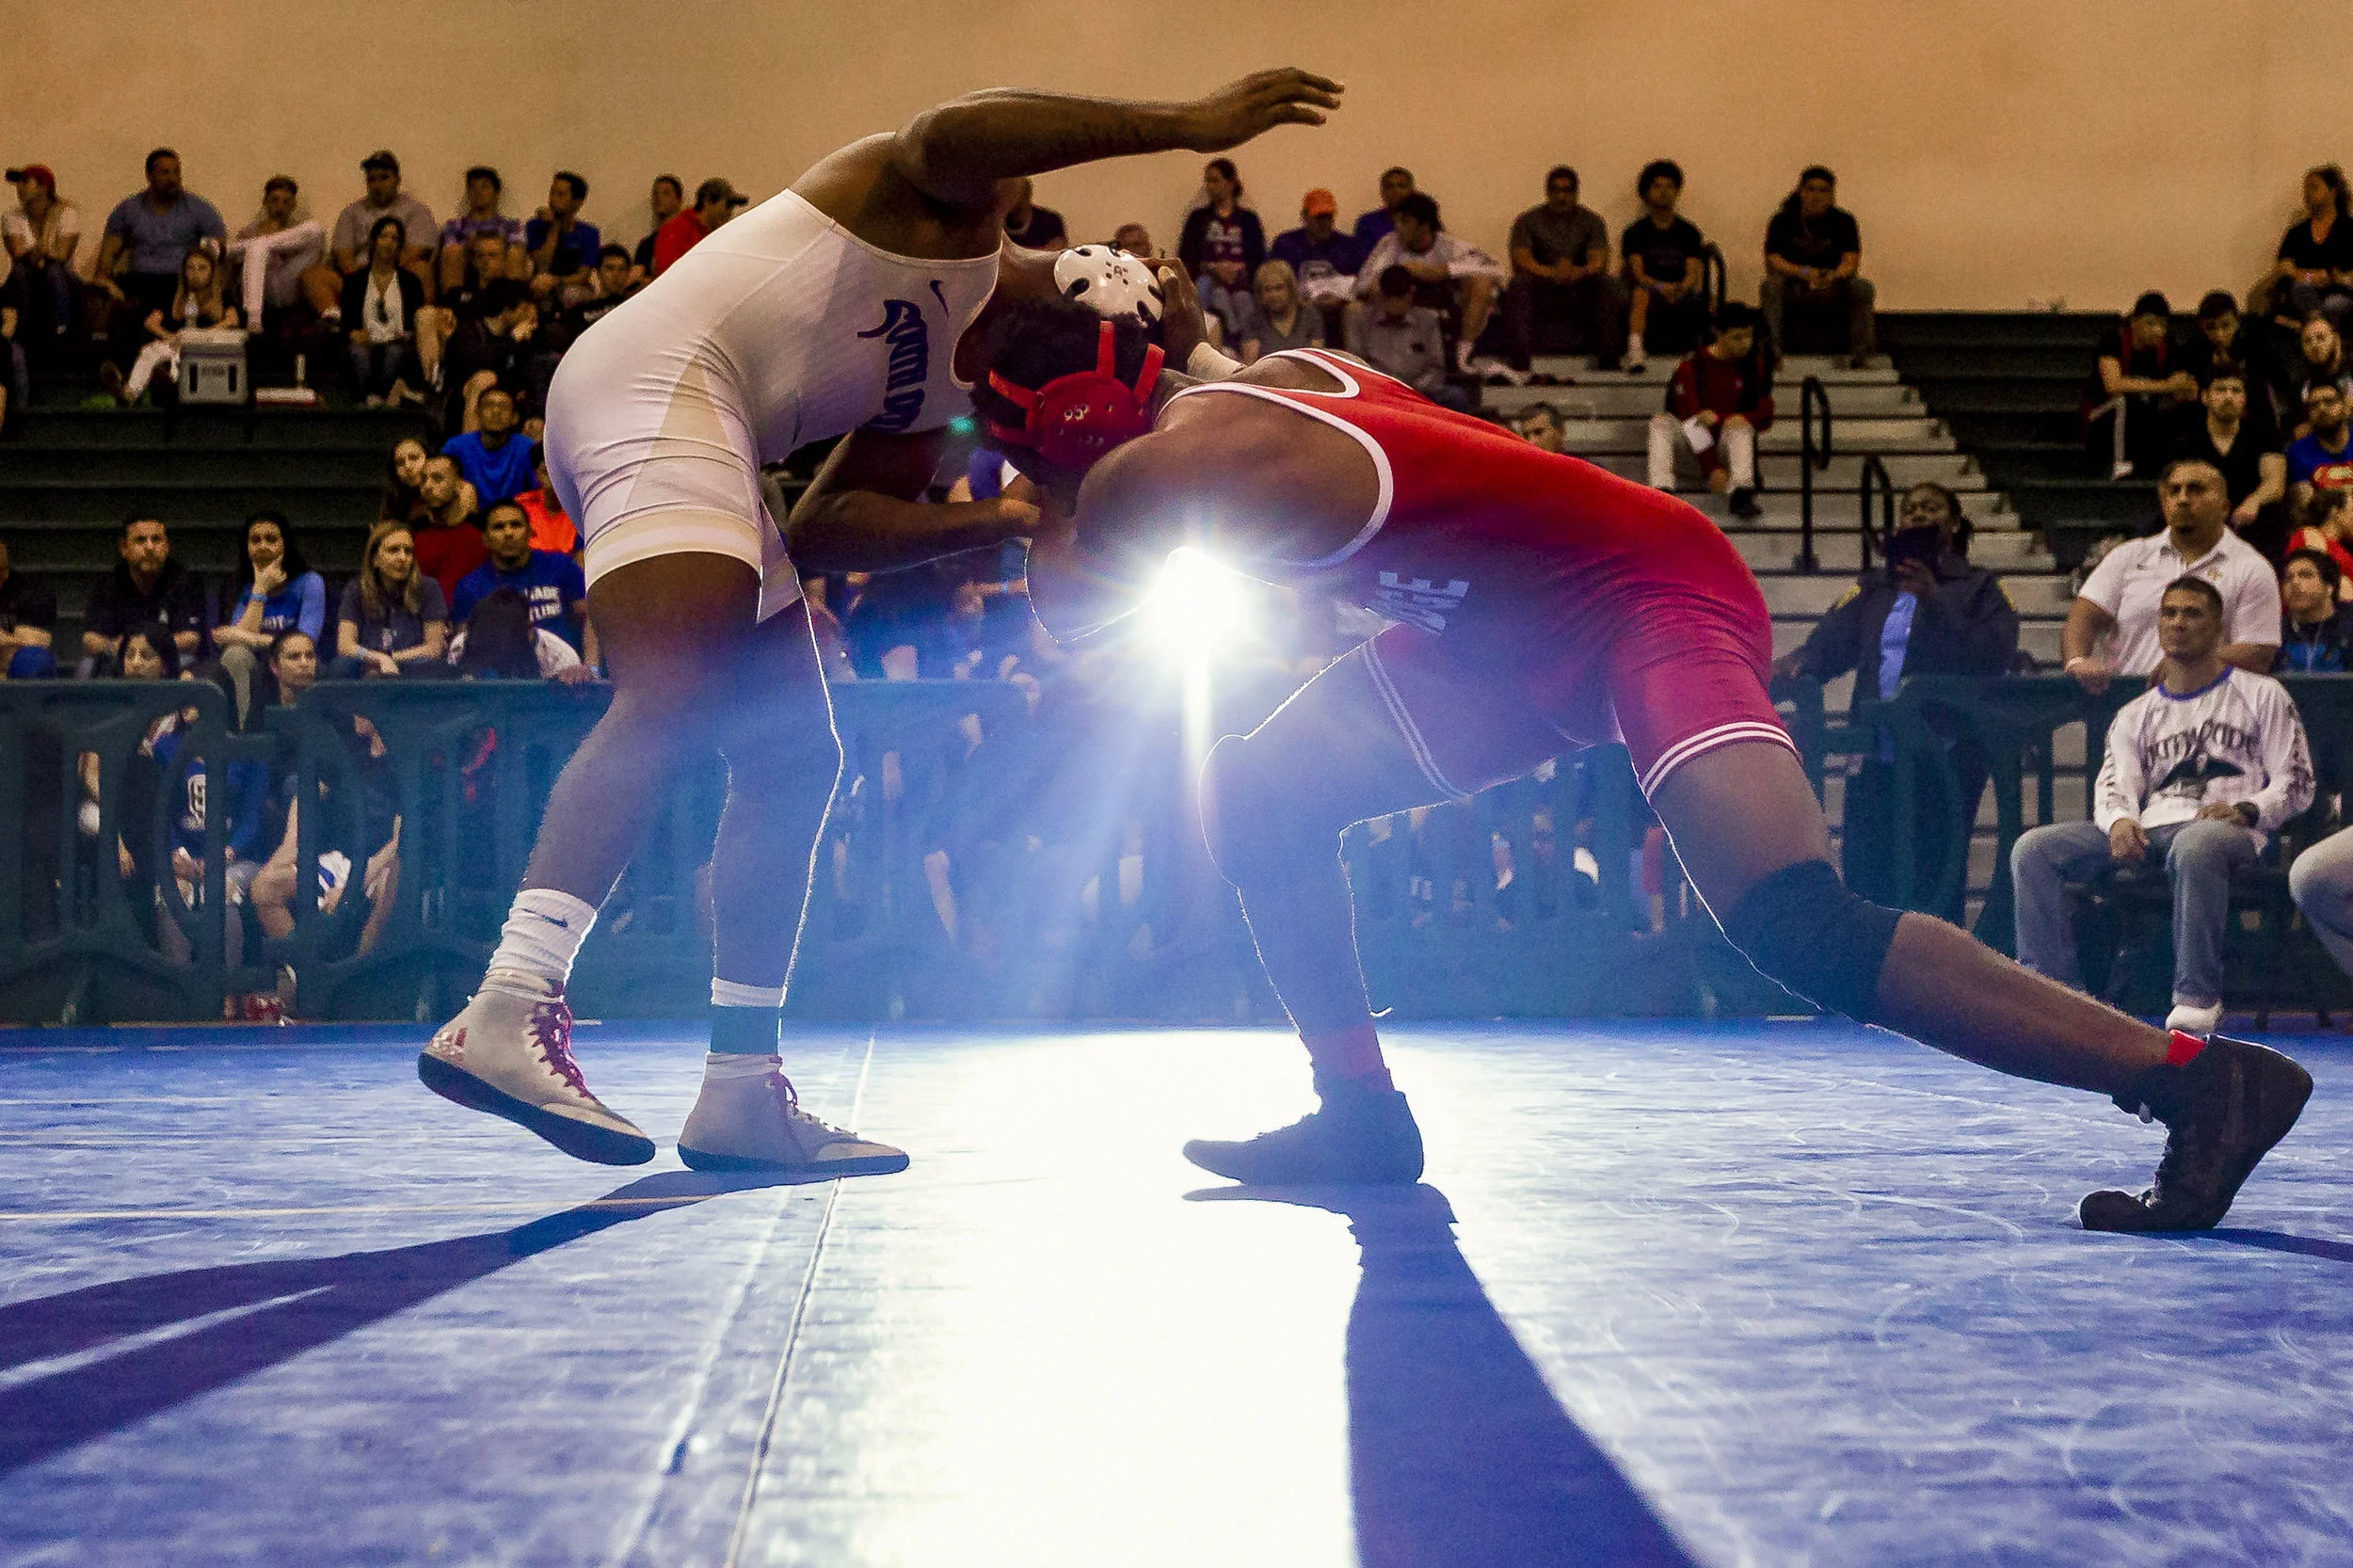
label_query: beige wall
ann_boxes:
[8,1,2345,312]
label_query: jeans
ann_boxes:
[2011,817,2258,1007]
[2288,824,2353,981]
[12,256,75,336]
[348,338,419,399]
[1500,272,1628,368]
[1759,273,1877,358]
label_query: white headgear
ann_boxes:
[1052,245,1166,334]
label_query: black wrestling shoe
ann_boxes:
[1182,1080,1425,1186]
[2080,1035,2313,1233]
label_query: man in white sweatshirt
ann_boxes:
[2013,575,2314,1034]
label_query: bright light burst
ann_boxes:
[1146,546,1246,658]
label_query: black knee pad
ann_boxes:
[1719,859,1901,1020]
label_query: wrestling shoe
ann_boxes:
[677,1068,909,1177]
[2164,1000,2223,1035]
[1183,1079,1425,1186]
[2080,1034,2313,1233]
[418,973,655,1165]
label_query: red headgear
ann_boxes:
[985,321,1165,472]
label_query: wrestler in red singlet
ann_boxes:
[1161,346,1794,799]
[977,295,2312,1231]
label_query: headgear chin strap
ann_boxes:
[986,321,1165,472]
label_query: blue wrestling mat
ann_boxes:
[3,1019,2347,1565]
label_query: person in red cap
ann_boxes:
[5,165,82,339]
[1269,187,1367,318]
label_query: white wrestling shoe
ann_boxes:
[677,1066,910,1178]
[2165,1000,2224,1037]
[419,972,655,1165]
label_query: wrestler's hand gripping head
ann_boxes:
[980,301,1166,496]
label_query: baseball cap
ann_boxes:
[360,150,400,175]
[6,164,56,191]
[1301,187,1337,216]
[696,178,749,208]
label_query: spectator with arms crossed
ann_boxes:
[1761,165,1873,369]
[2286,379,2353,517]
[1502,165,1626,375]
[2013,575,2313,1035]
[81,516,206,673]
[2269,166,2353,333]
[2065,458,2281,690]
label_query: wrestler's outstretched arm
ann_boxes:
[786,427,1036,574]
[894,69,1343,212]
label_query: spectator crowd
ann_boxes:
[12,137,2353,1026]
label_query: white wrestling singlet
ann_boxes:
[542,189,1000,617]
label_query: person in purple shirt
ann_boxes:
[441,387,538,504]
[1268,188,1368,297]
[451,501,593,656]
[1351,167,1415,248]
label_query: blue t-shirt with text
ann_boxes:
[451,551,587,647]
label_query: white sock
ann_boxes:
[704,1050,780,1082]
[486,888,600,986]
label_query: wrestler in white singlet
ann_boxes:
[542,190,1000,619]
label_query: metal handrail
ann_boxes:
[1857,453,1897,573]
[1796,375,1832,571]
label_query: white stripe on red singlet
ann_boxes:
[1637,722,1798,797]
[1163,350,1394,570]
[1361,638,1471,801]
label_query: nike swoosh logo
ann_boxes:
[930,280,949,313]
[534,914,571,930]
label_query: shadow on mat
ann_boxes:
[1187,1183,1698,1568]
[2206,1227,2353,1265]
[0,1170,812,1474]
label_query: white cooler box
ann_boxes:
[176,328,249,405]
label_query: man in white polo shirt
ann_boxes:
[2062,457,2280,690]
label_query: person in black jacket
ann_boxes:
[341,214,429,406]
[1772,482,2021,918]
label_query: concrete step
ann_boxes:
[8,406,430,450]
[1546,417,1951,455]
[1772,616,2066,664]
[1486,381,1922,420]
[1529,354,1897,384]
[1761,571,2070,618]
[1587,452,1981,489]
[1724,528,2050,574]
[0,481,380,527]
[1,448,388,486]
